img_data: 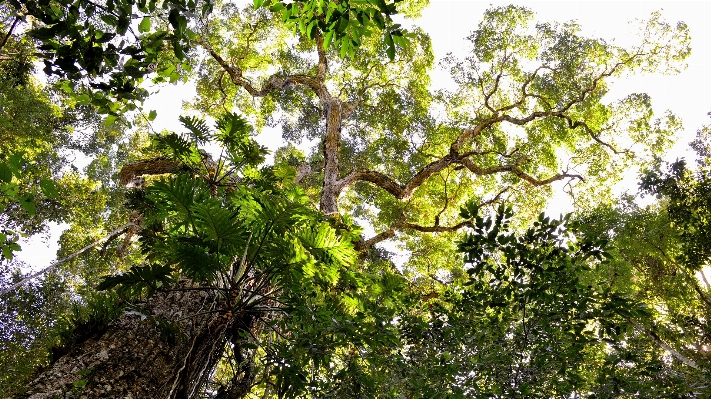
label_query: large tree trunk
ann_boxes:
[22,283,246,398]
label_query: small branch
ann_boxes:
[195,38,325,98]
[0,16,20,52]
[700,269,711,290]
[0,222,137,297]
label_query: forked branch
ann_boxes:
[195,38,325,98]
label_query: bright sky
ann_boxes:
[16,1,711,271]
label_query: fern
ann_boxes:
[215,113,267,167]
[97,264,174,296]
[216,112,250,142]
[147,174,209,232]
[298,222,356,268]
[166,239,223,281]
[180,115,212,144]
[152,132,192,159]
[192,200,243,247]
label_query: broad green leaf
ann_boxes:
[103,115,118,126]
[138,17,151,33]
[0,164,11,183]
[40,179,59,198]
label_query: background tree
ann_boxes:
[572,121,711,397]
[0,10,148,394]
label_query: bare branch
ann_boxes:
[355,188,509,251]
[354,228,395,252]
[628,318,700,370]
[0,16,20,52]
[460,157,583,186]
[339,146,582,204]
[0,222,138,297]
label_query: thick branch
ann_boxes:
[320,97,344,215]
[315,32,328,82]
[119,157,188,186]
[338,154,457,200]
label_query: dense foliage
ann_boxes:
[1,1,709,398]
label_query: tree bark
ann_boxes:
[22,283,240,398]
[320,97,344,216]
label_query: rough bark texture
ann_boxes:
[119,157,186,187]
[22,283,230,398]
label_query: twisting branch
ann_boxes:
[338,154,458,200]
[339,148,583,202]
[0,222,138,297]
[455,58,637,155]
[459,157,583,187]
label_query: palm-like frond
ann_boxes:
[152,132,192,159]
[180,115,213,144]
[192,199,242,247]
[147,174,209,231]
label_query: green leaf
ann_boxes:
[386,44,395,60]
[72,379,88,388]
[76,94,91,106]
[324,29,334,49]
[138,17,151,33]
[269,2,284,12]
[0,163,11,183]
[148,110,157,121]
[2,246,13,260]
[19,194,36,216]
[40,179,59,198]
[104,115,118,126]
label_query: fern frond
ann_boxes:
[168,239,223,281]
[152,132,192,159]
[97,263,174,296]
[180,115,213,144]
[148,174,209,231]
[215,113,267,167]
[216,112,250,141]
[192,200,243,247]
[298,223,356,268]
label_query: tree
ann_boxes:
[569,120,711,397]
[3,2,704,398]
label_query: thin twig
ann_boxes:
[0,222,136,296]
